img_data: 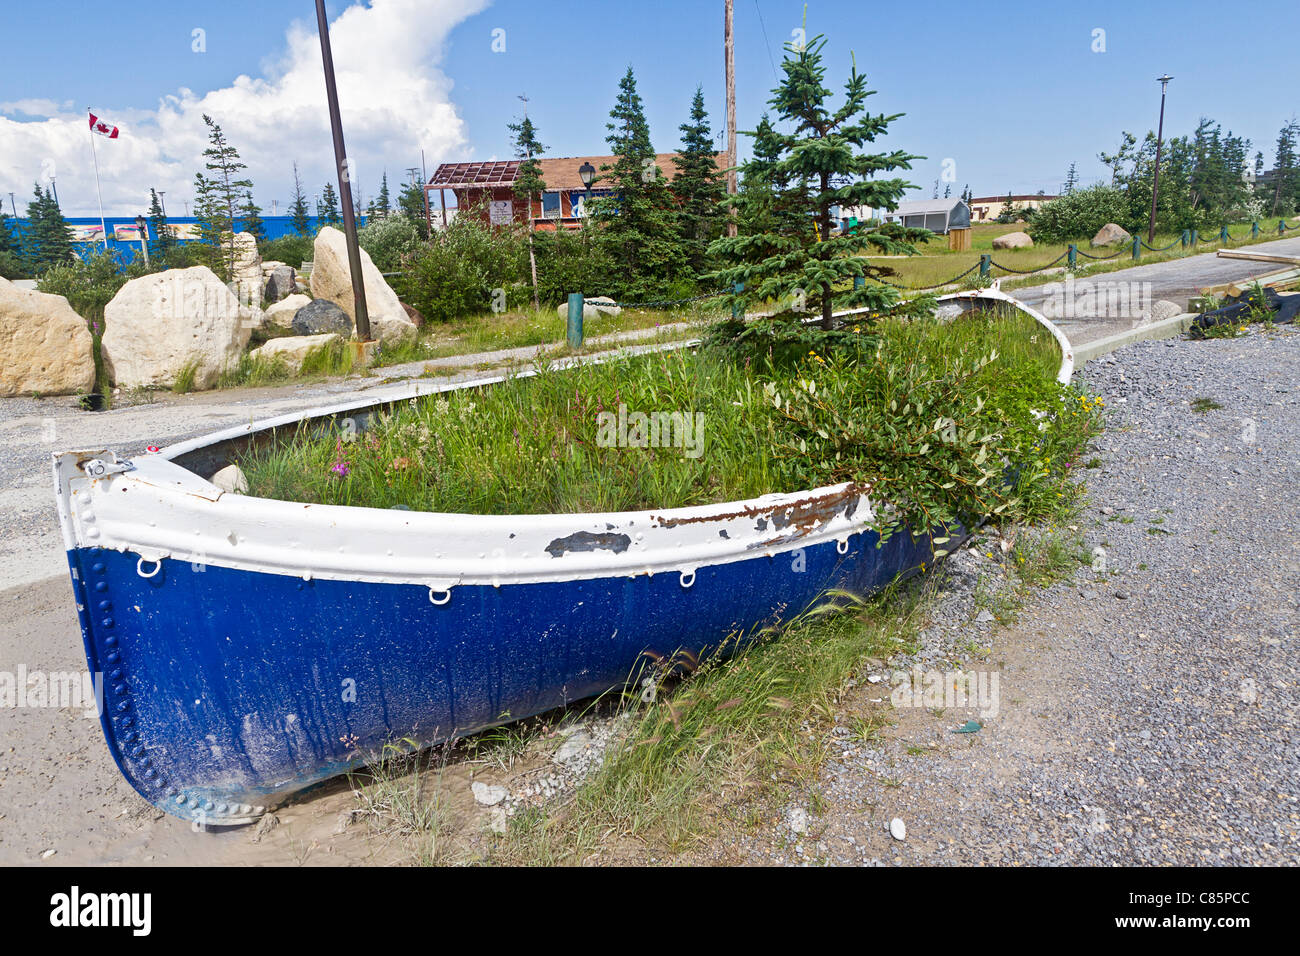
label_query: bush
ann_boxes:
[261,234,316,269]
[357,215,422,274]
[532,228,617,305]
[395,214,526,322]
[35,249,148,324]
[1028,184,1131,244]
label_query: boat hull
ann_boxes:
[67,525,938,825]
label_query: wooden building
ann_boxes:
[427,153,727,231]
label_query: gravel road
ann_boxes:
[745,325,1299,865]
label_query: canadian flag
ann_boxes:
[88,112,119,139]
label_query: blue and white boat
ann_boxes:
[52,289,1072,826]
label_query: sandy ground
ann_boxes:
[0,246,1294,865]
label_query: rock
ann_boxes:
[1091,223,1132,247]
[1144,299,1183,324]
[890,817,907,841]
[471,781,508,807]
[264,293,311,330]
[249,333,341,373]
[292,298,352,337]
[260,259,286,276]
[0,277,96,397]
[310,226,416,345]
[975,609,995,624]
[401,302,426,328]
[230,232,262,305]
[102,266,254,390]
[553,730,592,764]
[488,807,508,834]
[992,231,1033,250]
[251,812,279,842]
[586,295,622,316]
[263,265,297,303]
[210,464,249,494]
[788,807,809,835]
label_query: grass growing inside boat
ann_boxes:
[240,306,1099,540]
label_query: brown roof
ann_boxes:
[432,153,731,192]
[969,194,1059,203]
[430,160,521,189]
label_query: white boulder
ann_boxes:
[102,266,254,390]
[0,277,96,397]
[230,232,262,305]
[992,231,1033,250]
[264,293,311,330]
[1091,223,1132,247]
[249,332,341,373]
[309,227,416,345]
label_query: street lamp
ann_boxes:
[1147,74,1173,243]
[134,214,150,267]
[578,161,596,218]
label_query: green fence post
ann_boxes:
[566,293,584,349]
[979,254,990,279]
[1067,243,1077,269]
[1180,229,1189,248]
[1220,226,1229,243]
[731,282,744,321]
[1190,229,1198,247]
[1252,221,1260,239]
[1131,237,1141,260]
[1280,220,1287,235]
[853,275,864,292]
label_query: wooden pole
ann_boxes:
[725,0,737,238]
[315,0,370,342]
[1147,75,1172,244]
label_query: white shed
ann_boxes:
[882,198,971,234]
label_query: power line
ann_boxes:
[753,0,779,80]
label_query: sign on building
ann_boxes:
[489,200,514,225]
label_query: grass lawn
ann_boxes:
[867,219,1299,292]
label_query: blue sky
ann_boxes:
[4,0,1298,216]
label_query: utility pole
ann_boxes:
[1147,74,1173,243]
[315,0,370,342]
[725,0,737,238]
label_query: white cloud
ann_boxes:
[0,0,489,217]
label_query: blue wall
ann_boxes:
[3,215,364,260]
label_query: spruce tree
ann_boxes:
[193,114,253,278]
[1271,119,1299,216]
[398,180,430,238]
[508,112,547,308]
[671,87,726,281]
[317,183,342,227]
[239,190,267,243]
[0,205,22,279]
[371,172,392,218]
[710,33,926,340]
[591,67,684,299]
[1064,162,1079,194]
[24,184,75,274]
[289,162,313,237]
[147,188,175,263]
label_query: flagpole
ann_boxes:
[87,108,109,250]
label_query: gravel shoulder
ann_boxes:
[743,327,1299,865]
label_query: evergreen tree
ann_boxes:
[317,182,342,227]
[710,34,926,338]
[23,183,75,274]
[1064,162,1079,194]
[147,188,175,262]
[1270,119,1299,216]
[398,180,430,238]
[508,111,547,309]
[671,87,726,280]
[193,114,253,278]
[289,162,313,237]
[239,190,267,243]
[590,66,684,299]
[0,204,22,279]
[369,172,392,218]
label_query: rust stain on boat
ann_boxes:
[651,482,870,536]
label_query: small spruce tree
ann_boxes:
[508,111,547,309]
